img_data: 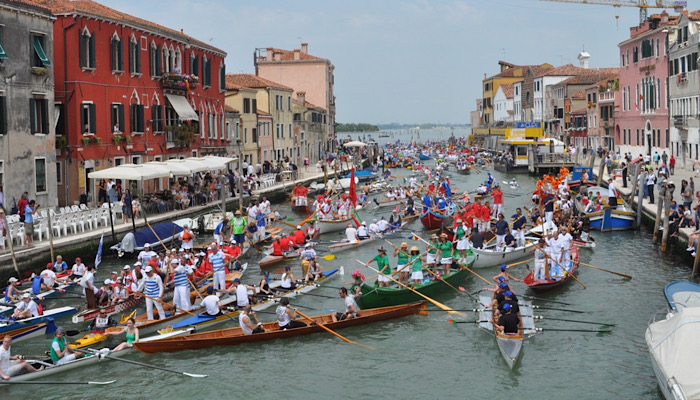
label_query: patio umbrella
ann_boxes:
[344,140,367,148]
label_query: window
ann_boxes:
[165,105,177,127]
[130,103,144,133]
[152,104,163,132]
[114,157,125,166]
[0,27,7,60]
[30,98,49,134]
[243,98,250,114]
[56,161,62,184]
[111,35,123,72]
[0,96,5,135]
[129,36,141,74]
[252,99,257,113]
[202,56,211,87]
[641,39,654,59]
[162,45,170,74]
[281,123,284,138]
[111,103,124,134]
[131,155,141,165]
[150,43,161,77]
[207,113,215,139]
[33,34,51,67]
[35,158,46,193]
[80,103,95,135]
[288,96,291,111]
[219,64,225,91]
[190,53,199,76]
[244,127,247,144]
[633,46,638,63]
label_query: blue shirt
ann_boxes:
[24,205,33,223]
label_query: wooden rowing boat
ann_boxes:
[572,238,596,249]
[258,250,300,269]
[0,306,76,335]
[523,247,580,293]
[328,222,408,253]
[470,237,540,268]
[315,216,355,234]
[134,302,427,354]
[358,256,474,309]
[5,319,57,343]
[419,208,454,229]
[72,296,143,324]
[477,293,536,369]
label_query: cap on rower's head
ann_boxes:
[22,293,31,299]
[123,265,131,270]
[206,286,214,295]
[499,282,508,289]
[56,326,66,335]
[134,261,142,267]
[502,303,512,311]
[8,277,18,283]
[296,225,302,229]
[504,290,513,297]
[500,264,508,271]
[46,262,53,269]
[232,278,241,284]
[285,266,291,271]
[144,243,151,248]
[263,271,270,277]
[144,266,153,273]
[497,276,505,282]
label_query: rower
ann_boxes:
[180,225,195,252]
[239,304,265,334]
[331,287,361,322]
[394,242,410,284]
[88,308,117,333]
[271,237,283,257]
[293,225,306,246]
[3,277,19,302]
[304,259,324,282]
[357,221,369,240]
[0,335,38,379]
[40,262,59,291]
[497,290,520,314]
[366,246,392,287]
[493,264,522,285]
[426,234,439,268]
[11,293,38,320]
[409,246,426,284]
[231,210,247,250]
[377,216,389,233]
[50,327,83,365]
[257,271,274,297]
[437,233,454,276]
[280,266,296,290]
[171,258,191,313]
[344,222,358,244]
[510,208,527,248]
[225,278,256,309]
[52,255,69,273]
[389,210,402,231]
[69,257,86,280]
[503,228,516,251]
[137,243,157,266]
[275,297,307,330]
[493,303,519,335]
[209,242,228,292]
[305,221,319,241]
[137,265,166,320]
[199,286,223,316]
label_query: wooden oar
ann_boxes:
[0,380,116,385]
[382,238,465,297]
[549,258,587,289]
[519,294,573,306]
[125,287,197,318]
[508,257,535,268]
[356,260,465,316]
[578,262,632,279]
[277,219,298,229]
[533,315,616,326]
[294,309,375,350]
[410,234,491,285]
[84,348,207,378]
[534,327,612,333]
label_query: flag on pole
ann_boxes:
[95,232,104,268]
[349,167,357,208]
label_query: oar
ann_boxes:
[534,315,616,326]
[356,260,465,316]
[65,328,92,337]
[549,257,587,289]
[409,234,492,285]
[0,380,116,385]
[125,287,197,318]
[534,327,612,333]
[291,291,334,299]
[578,262,632,279]
[320,254,336,260]
[519,294,573,306]
[294,309,375,351]
[0,302,15,308]
[277,219,298,229]
[507,257,534,268]
[447,320,486,324]
[84,348,207,378]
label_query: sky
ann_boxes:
[101,0,685,125]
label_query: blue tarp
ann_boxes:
[133,222,182,248]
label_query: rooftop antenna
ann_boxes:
[500,48,506,60]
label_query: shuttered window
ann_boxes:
[30,99,49,134]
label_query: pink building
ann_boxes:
[616,12,678,157]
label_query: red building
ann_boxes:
[33,0,228,206]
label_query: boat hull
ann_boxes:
[420,209,453,229]
[5,319,57,343]
[0,307,76,335]
[477,294,536,369]
[471,239,538,269]
[316,217,354,234]
[134,302,426,354]
[72,296,143,324]
[586,208,635,231]
[523,248,580,293]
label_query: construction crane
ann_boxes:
[539,0,687,24]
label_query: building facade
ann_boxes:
[255,43,335,155]
[224,80,259,166]
[39,0,228,205]
[617,12,677,158]
[293,91,327,163]
[669,10,700,168]
[0,0,58,208]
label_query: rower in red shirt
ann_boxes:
[271,239,283,256]
[293,226,306,245]
[492,186,504,218]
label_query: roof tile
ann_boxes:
[225,74,293,91]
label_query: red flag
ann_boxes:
[349,167,357,208]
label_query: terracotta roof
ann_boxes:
[538,64,588,77]
[570,89,587,99]
[571,108,587,114]
[1,0,53,15]
[224,105,238,113]
[558,68,619,86]
[225,74,293,91]
[260,47,324,62]
[499,83,515,98]
[292,98,325,111]
[257,110,271,117]
[687,9,700,21]
[24,0,224,55]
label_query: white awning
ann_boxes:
[145,161,192,177]
[186,157,227,171]
[161,159,209,174]
[88,164,170,180]
[165,94,199,121]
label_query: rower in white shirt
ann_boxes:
[357,221,369,240]
[344,223,358,244]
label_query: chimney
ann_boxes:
[661,11,669,24]
[577,52,590,69]
[266,47,273,61]
[273,51,281,61]
[301,42,308,54]
[294,49,300,60]
[297,91,306,104]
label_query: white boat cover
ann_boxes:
[646,307,700,399]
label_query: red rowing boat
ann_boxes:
[420,209,453,229]
[523,247,580,293]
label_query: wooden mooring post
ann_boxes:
[637,170,646,230]
[652,186,664,242]
[661,187,672,252]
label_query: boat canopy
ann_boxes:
[646,307,700,399]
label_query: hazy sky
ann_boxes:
[102,0,671,124]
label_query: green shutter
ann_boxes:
[33,36,50,66]
[30,99,37,133]
[138,105,144,132]
[156,46,162,76]
[0,28,6,59]
[89,35,95,68]
[119,104,124,130]
[89,104,96,134]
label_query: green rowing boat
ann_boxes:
[357,255,475,309]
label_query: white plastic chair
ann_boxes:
[68,215,80,234]
[51,215,62,238]
[71,205,80,213]
[80,203,89,211]
[33,219,47,242]
[11,225,24,246]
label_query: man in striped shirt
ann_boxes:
[209,242,228,292]
[137,265,165,320]
[170,258,191,312]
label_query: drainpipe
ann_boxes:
[63,17,78,206]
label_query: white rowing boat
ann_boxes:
[0,306,77,335]
[470,238,540,269]
[315,216,355,234]
[477,293,536,369]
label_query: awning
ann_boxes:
[186,157,227,170]
[165,94,198,121]
[160,159,209,174]
[88,164,170,180]
[145,161,192,177]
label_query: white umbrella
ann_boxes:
[343,140,367,148]
[146,161,192,177]
[88,164,170,180]
[163,159,209,174]
[186,157,227,171]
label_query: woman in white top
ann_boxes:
[280,266,295,290]
[275,298,306,329]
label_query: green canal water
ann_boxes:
[2,130,690,399]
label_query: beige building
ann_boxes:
[255,43,335,156]
[224,78,259,165]
[293,92,327,163]
[225,74,295,163]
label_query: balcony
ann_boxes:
[673,115,688,129]
[161,73,198,92]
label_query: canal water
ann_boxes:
[3,129,688,399]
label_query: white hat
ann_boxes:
[104,279,113,285]
[305,243,313,248]
[134,261,142,266]
[361,221,366,225]
[123,265,131,270]
[207,246,212,250]
[183,254,189,259]
[170,259,179,264]
[231,240,236,244]
[297,225,302,229]
[211,242,217,246]
[8,277,18,283]
[111,271,118,275]
[372,218,377,222]
[144,243,151,247]
[179,248,185,252]
[144,265,153,273]
[22,293,31,299]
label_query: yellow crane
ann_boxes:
[539,0,686,24]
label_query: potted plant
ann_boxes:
[55,136,67,150]
[31,67,49,76]
[112,134,130,145]
[81,136,101,146]
[174,124,196,147]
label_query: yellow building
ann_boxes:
[224,79,259,165]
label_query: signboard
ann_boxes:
[509,129,526,139]
[516,122,541,128]
[572,166,593,182]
